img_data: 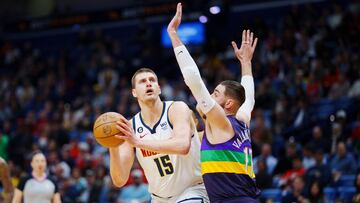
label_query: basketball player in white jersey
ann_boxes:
[109,68,209,203]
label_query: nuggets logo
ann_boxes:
[137,127,143,133]
[103,125,112,135]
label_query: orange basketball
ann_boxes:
[93,112,125,148]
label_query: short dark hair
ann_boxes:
[220,80,245,106]
[131,68,157,88]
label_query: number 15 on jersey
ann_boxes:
[154,155,174,177]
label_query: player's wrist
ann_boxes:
[240,60,251,66]
[132,138,141,148]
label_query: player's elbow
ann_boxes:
[110,175,127,188]
[112,178,126,188]
[178,138,191,155]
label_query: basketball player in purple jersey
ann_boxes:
[167,3,260,202]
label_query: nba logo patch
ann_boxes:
[160,122,168,130]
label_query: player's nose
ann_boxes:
[146,81,152,87]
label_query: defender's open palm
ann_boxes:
[232,30,258,64]
[167,3,182,34]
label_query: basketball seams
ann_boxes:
[96,134,117,139]
[93,121,119,130]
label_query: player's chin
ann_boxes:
[144,94,157,100]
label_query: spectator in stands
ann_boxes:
[87,166,106,203]
[305,149,332,187]
[255,158,272,189]
[251,111,272,156]
[273,142,298,176]
[310,126,331,154]
[98,176,119,203]
[253,143,278,175]
[308,180,325,203]
[283,176,308,203]
[117,169,150,203]
[0,130,9,160]
[281,156,305,185]
[330,142,357,182]
[63,167,88,202]
[302,144,316,170]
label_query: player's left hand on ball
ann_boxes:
[167,2,182,34]
[115,118,138,146]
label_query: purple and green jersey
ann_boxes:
[201,115,260,202]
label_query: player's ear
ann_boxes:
[224,99,234,110]
[132,88,137,98]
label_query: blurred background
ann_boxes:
[0,0,359,202]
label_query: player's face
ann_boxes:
[31,153,47,173]
[132,72,161,101]
[211,84,227,108]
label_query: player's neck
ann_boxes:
[140,98,164,126]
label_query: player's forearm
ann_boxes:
[236,75,255,123]
[168,31,184,48]
[109,146,134,187]
[173,45,215,114]
[135,137,191,155]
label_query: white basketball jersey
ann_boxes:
[132,101,203,198]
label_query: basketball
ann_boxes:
[93,112,125,148]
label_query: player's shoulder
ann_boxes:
[167,100,190,111]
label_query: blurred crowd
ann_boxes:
[0,1,359,203]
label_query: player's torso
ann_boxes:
[133,101,203,198]
[201,115,260,201]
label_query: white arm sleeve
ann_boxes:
[174,45,215,114]
[236,75,255,120]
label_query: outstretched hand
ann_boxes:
[231,30,258,64]
[167,3,182,34]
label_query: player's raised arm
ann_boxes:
[233,30,258,126]
[167,3,234,144]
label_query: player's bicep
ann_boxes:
[169,102,192,140]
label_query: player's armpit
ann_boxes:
[203,104,235,145]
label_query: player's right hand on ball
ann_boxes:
[115,118,138,146]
